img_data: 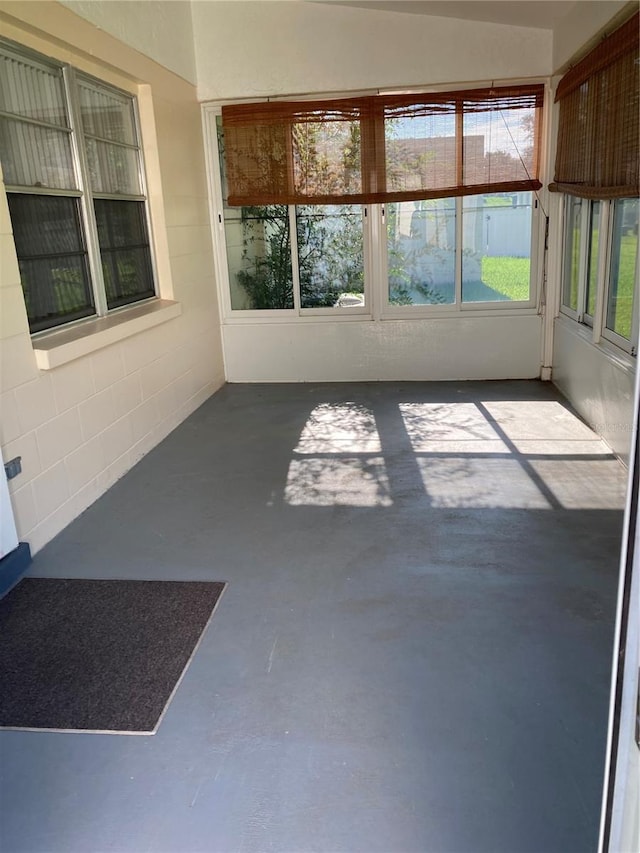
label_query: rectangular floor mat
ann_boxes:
[0,578,225,734]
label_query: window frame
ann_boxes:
[0,38,159,336]
[204,102,541,323]
[379,194,539,317]
[601,198,639,353]
[559,194,638,357]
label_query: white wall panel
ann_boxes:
[552,319,635,463]
[193,1,552,101]
[222,315,543,383]
[552,0,629,72]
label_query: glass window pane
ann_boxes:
[0,118,75,189]
[292,120,361,198]
[217,117,293,310]
[7,194,94,332]
[563,196,582,311]
[95,198,148,248]
[101,246,155,309]
[224,206,293,310]
[462,192,532,303]
[10,194,84,256]
[78,81,136,145]
[387,198,456,305]
[296,205,364,308]
[606,198,638,341]
[464,106,536,189]
[0,49,68,126]
[385,111,456,195]
[94,200,155,309]
[585,201,600,318]
[86,138,140,195]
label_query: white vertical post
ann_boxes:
[0,453,19,560]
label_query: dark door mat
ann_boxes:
[0,578,226,735]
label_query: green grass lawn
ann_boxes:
[479,230,637,328]
[480,256,530,301]
[609,233,637,339]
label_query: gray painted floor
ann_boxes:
[0,381,627,853]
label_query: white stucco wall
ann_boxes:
[59,0,197,84]
[552,0,630,71]
[192,1,553,101]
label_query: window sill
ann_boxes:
[221,305,540,324]
[555,313,636,375]
[32,300,182,370]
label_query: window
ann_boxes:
[605,199,638,346]
[387,197,456,306]
[554,12,639,357]
[296,205,364,308]
[0,41,156,333]
[461,193,533,304]
[562,196,583,315]
[217,117,367,314]
[560,195,638,355]
[385,192,534,307]
[211,83,542,315]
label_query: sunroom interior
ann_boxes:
[0,1,638,851]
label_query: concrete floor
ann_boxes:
[0,380,628,853]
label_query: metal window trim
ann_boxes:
[92,192,147,203]
[584,199,601,320]
[130,93,160,304]
[289,205,302,313]
[202,108,235,319]
[592,199,612,345]
[0,110,72,133]
[455,196,463,305]
[559,195,582,320]
[4,185,82,198]
[82,132,140,152]
[63,64,108,317]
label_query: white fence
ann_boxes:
[477,205,532,258]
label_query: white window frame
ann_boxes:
[204,106,371,323]
[560,194,638,358]
[378,195,539,319]
[601,199,640,355]
[0,38,159,336]
[203,100,542,324]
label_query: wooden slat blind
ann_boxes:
[221,84,544,206]
[551,11,639,200]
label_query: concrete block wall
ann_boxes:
[0,2,224,554]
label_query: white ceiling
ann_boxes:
[311,1,595,30]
